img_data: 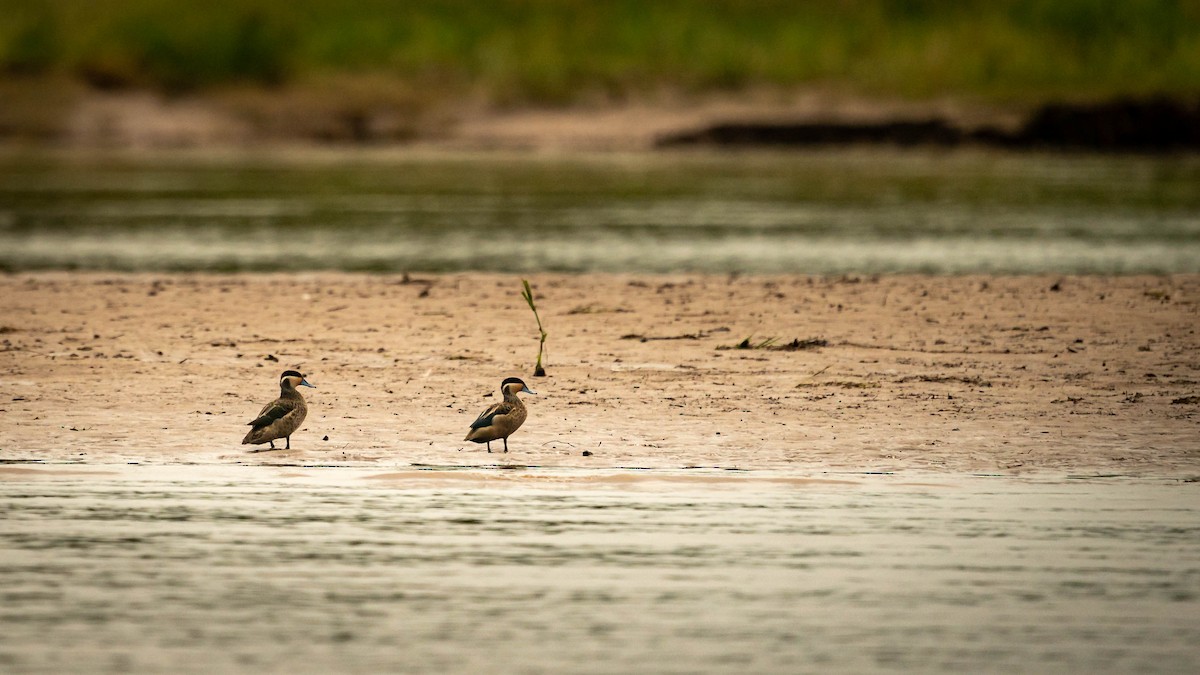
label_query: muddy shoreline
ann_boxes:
[659,96,1200,152]
[5,80,1198,152]
[2,272,1197,476]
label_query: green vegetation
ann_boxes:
[521,279,547,377]
[2,0,1199,102]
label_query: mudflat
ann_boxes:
[1,272,1197,476]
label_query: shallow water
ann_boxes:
[1,465,1197,673]
[2,149,1199,274]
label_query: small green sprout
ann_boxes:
[521,279,548,377]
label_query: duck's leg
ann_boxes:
[503,437,509,453]
[269,440,275,449]
[285,436,291,450]
[486,441,492,453]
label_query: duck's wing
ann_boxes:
[249,399,295,429]
[470,401,515,430]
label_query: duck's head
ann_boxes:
[281,370,315,389]
[501,376,536,396]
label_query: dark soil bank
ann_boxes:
[658,97,1200,152]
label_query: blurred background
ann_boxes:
[1,0,1199,273]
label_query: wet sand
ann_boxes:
[3,273,1199,673]
[2,272,1197,476]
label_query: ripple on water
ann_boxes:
[0,470,1197,673]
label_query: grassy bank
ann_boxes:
[3,0,1200,104]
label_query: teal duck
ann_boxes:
[242,370,314,450]
[464,377,536,453]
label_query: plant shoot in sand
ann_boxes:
[522,279,548,376]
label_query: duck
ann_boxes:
[242,370,314,451]
[464,377,536,453]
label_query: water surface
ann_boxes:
[2,149,1198,274]
[1,466,1197,673]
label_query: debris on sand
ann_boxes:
[718,336,828,351]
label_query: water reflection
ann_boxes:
[1,150,1198,273]
[1,467,1197,673]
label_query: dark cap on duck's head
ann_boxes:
[280,370,315,388]
[501,376,536,395]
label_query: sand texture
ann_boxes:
[1,273,1197,476]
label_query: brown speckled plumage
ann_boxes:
[465,377,536,453]
[242,370,313,450]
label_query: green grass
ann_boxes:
[3,0,1200,102]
